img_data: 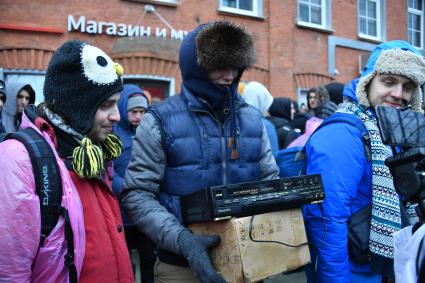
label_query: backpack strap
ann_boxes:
[312,113,372,161]
[0,132,11,143]
[5,128,78,283]
[9,128,63,244]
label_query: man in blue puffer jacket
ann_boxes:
[112,84,155,283]
[121,20,279,283]
[303,40,425,283]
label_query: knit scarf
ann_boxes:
[40,104,122,178]
[338,100,401,259]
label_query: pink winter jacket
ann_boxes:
[0,113,85,282]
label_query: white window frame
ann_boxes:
[218,0,263,18]
[297,88,309,107]
[297,0,332,31]
[358,0,386,41]
[408,0,424,49]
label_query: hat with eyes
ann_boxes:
[43,40,123,135]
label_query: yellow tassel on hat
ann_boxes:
[114,62,124,77]
[102,134,122,160]
[72,137,104,178]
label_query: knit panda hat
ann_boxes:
[44,40,123,135]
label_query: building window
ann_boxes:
[358,0,386,41]
[218,0,263,17]
[297,0,332,31]
[408,0,424,49]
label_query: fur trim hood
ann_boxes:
[355,40,425,112]
[196,21,256,70]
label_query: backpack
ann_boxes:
[275,112,373,265]
[276,112,371,178]
[0,127,78,283]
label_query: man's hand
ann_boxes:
[177,230,227,283]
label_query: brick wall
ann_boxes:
[0,0,410,100]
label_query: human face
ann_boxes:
[207,68,239,88]
[17,89,31,114]
[308,92,318,109]
[127,107,145,127]
[87,93,120,143]
[367,74,415,108]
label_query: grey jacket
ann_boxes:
[121,113,279,255]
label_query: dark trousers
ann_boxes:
[125,226,157,283]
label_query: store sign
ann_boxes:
[68,15,188,40]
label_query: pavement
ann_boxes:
[131,250,307,283]
[264,270,306,283]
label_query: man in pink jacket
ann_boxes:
[0,40,134,282]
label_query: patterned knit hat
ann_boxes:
[356,40,425,112]
[44,40,123,135]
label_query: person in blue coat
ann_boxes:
[303,40,425,283]
[112,84,154,283]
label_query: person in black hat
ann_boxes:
[121,21,279,283]
[0,40,134,283]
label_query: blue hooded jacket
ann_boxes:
[112,84,145,226]
[148,24,264,220]
[303,40,422,283]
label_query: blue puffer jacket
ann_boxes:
[302,104,373,282]
[303,40,423,282]
[149,24,264,220]
[112,84,144,226]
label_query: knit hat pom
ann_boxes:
[114,62,124,77]
[102,134,122,161]
[72,137,104,178]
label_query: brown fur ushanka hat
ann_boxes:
[195,21,256,71]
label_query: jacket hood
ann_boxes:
[117,84,145,130]
[2,82,35,132]
[345,40,425,112]
[3,82,35,116]
[243,81,273,114]
[179,21,255,110]
[269,97,293,120]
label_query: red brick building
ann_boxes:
[0,0,420,104]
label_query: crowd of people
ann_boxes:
[0,19,424,283]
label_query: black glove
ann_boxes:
[177,230,226,283]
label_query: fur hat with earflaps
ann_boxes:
[355,40,425,112]
[195,21,256,70]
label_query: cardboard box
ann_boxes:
[189,209,311,283]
